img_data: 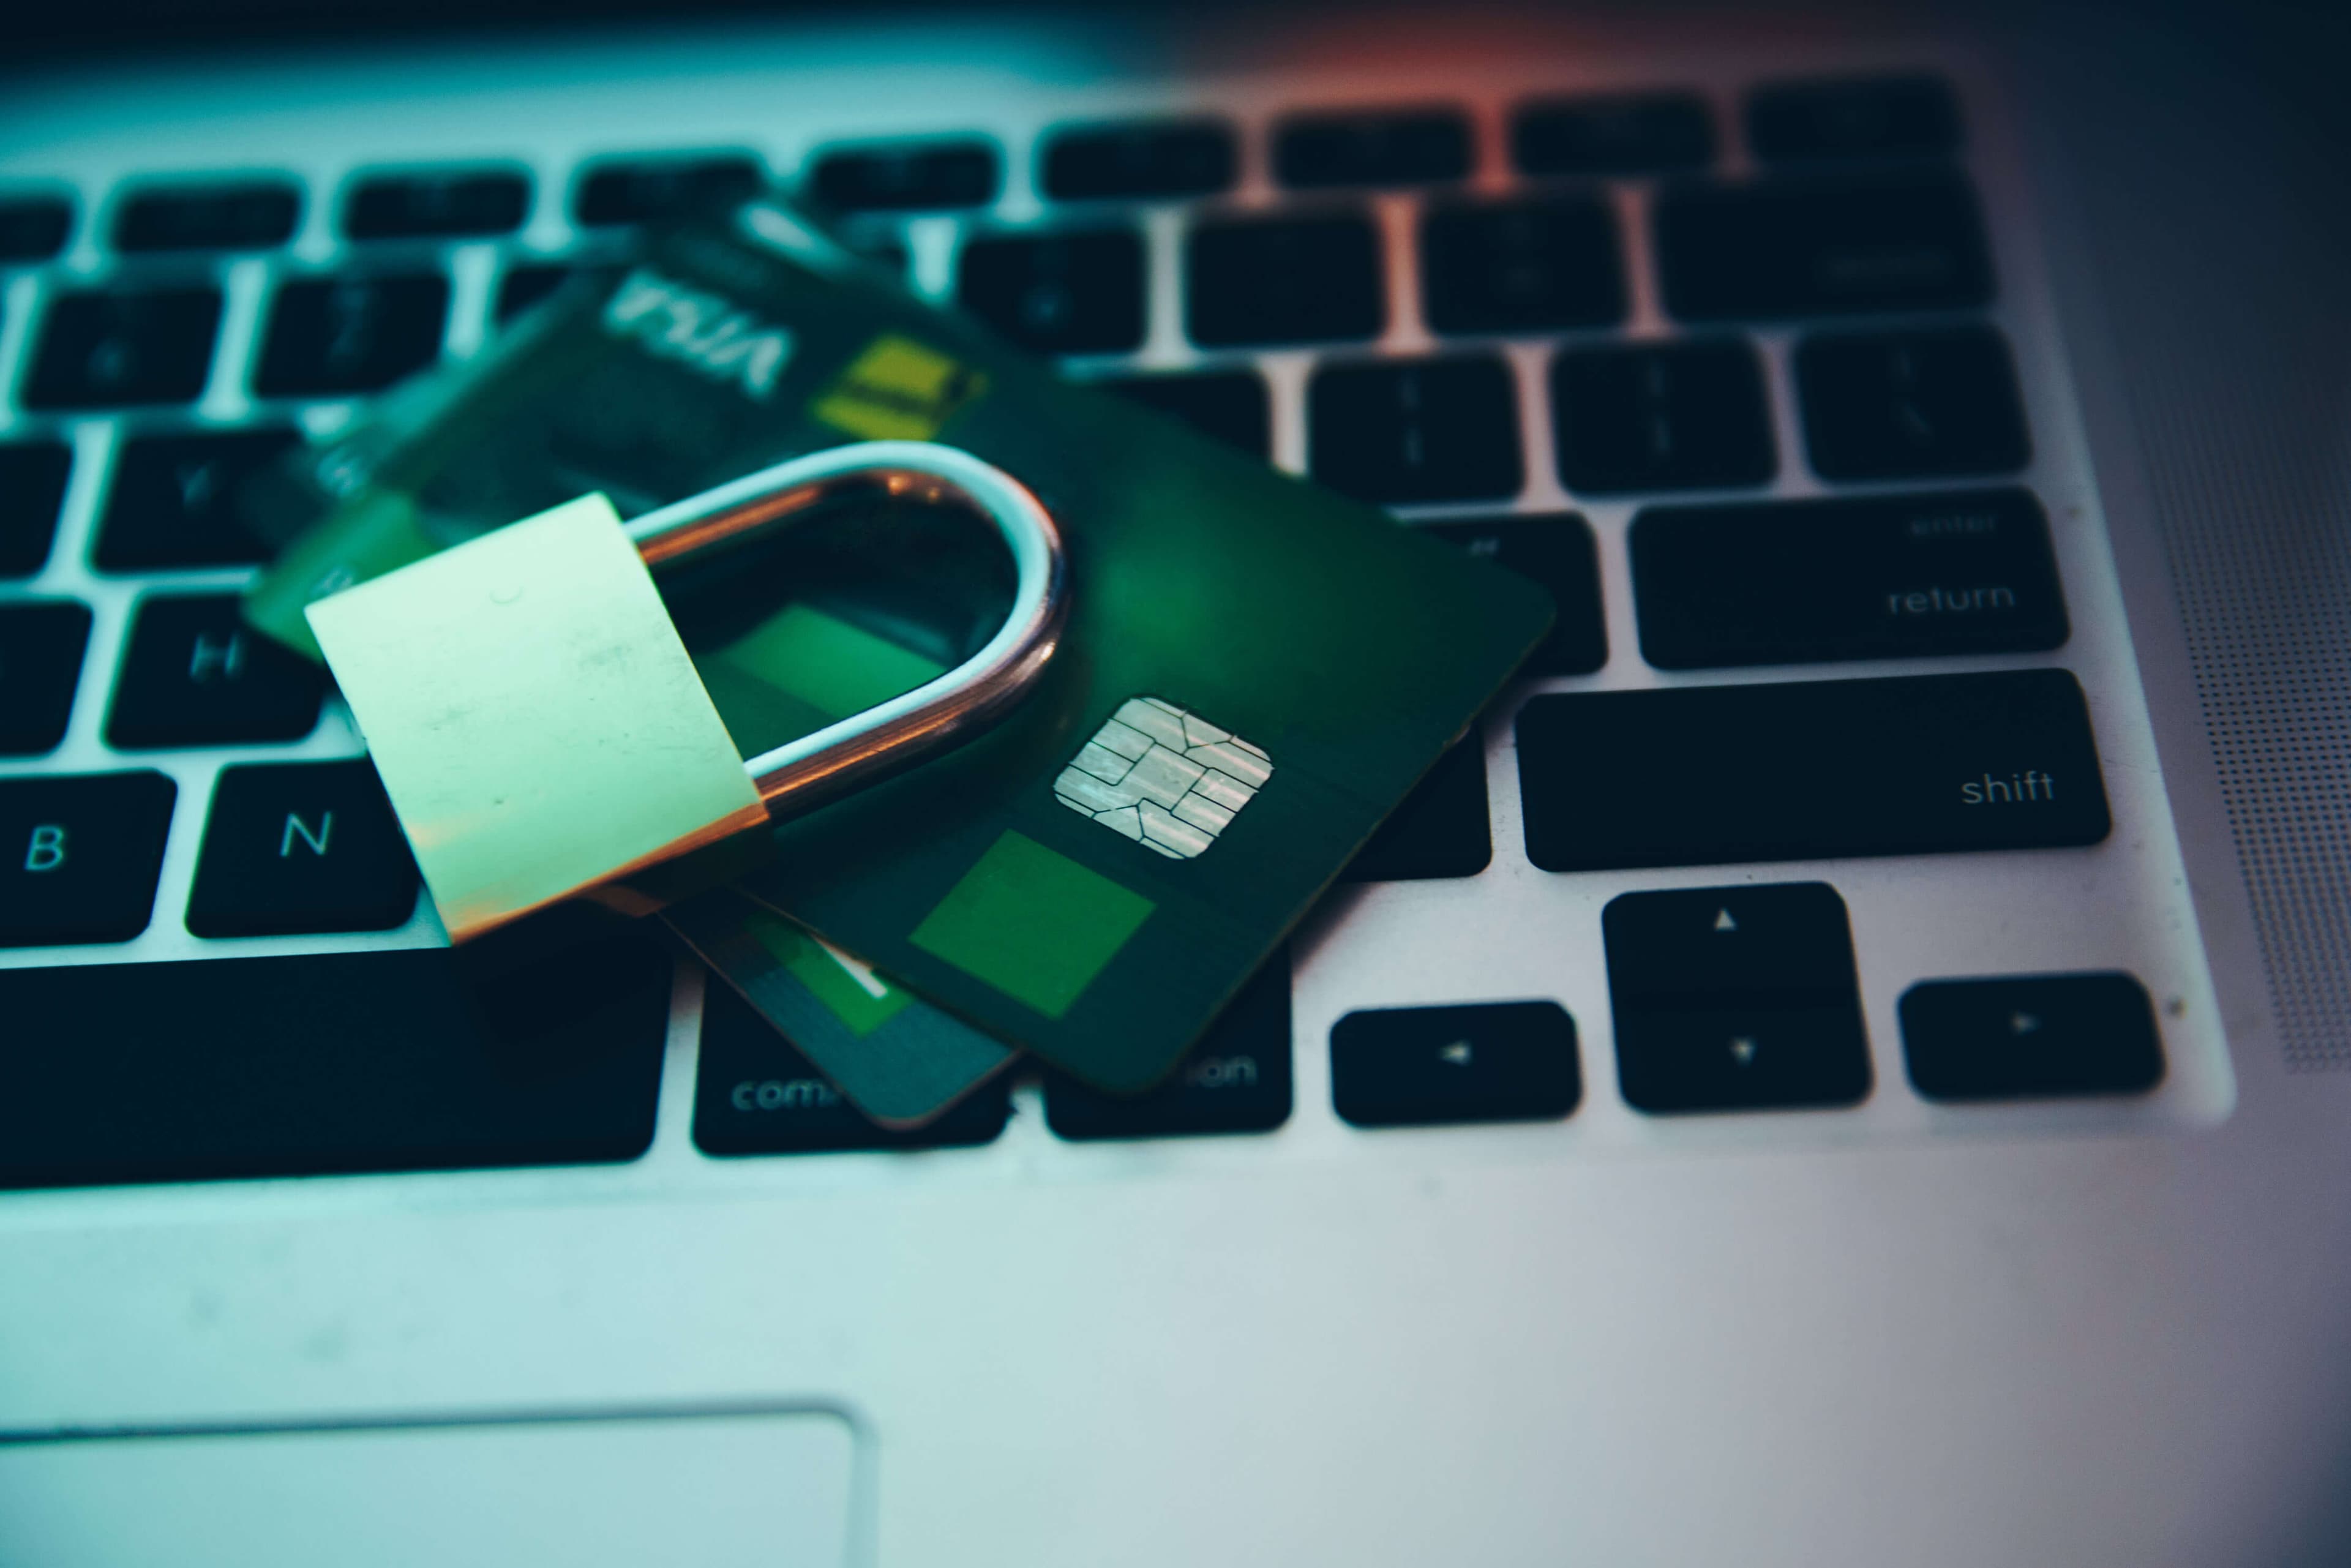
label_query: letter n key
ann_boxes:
[280,811,334,858]
[187,762,419,938]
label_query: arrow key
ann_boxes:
[1605,882,1874,1113]
[1331,1000,1580,1128]
[1615,1004,1870,1113]
[1901,973,2163,1100]
[1603,882,1860,1007]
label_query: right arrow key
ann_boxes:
[1901,973,2164,1101]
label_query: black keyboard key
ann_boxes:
[187,760,418,937]
[343,170,529,239]
[1608,882,1862,1002]
[0,936,670,1188]
[495,262,621,324]
[94,427,297,571]
[1101,370,1269,459]
[21,286,222,410]
[0,193,72,262]
[1274,109,1472,188]
[1045,950,1291,1139]
[0,438,72,577]
[1748,73,1963,163]
[1187,212,1384,347]
[1308,354,1521,504]
[1517,669,2111,872]
[853,238,911,277]
[694,981,1010,1155]
[573,154,764,227]
[806,141,1000,212]
[1331,1000,1579,1128]
[111,179,300,252]
[1512,91,1715,176]
[1552,339,1774,495]
[1604,882,1871,1114]
[1344,737,1489,882]
[1041,119,1237,200]
[1422,514,1607,676]
[957,228,1145,355]
[0,601,91,756]
[0,771,176,947]
[1901,972,2164,1101]
[1618,1007,1877,1113]
[106,593,324,749]
[1796,326,2030,480]
[253,273,448,397]
[1656,171,1993,321]
[1420,195,1625,335]
[1631,489,2068,670]
[495,263,569,323]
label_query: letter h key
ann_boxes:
[307,442,1066,943]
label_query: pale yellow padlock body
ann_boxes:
[307,493,768,943]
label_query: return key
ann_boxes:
[1630,488,2067,670]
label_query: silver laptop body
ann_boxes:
[2,6,2346,1562]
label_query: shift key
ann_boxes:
[1631,489,2068,669]
[1517,669,2109,872]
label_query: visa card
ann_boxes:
[241,197,1552,1090]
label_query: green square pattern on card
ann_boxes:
[720,603,947,721]
[694,604,950,762]
[749,917,912,1038]
[909,831,1155,1019]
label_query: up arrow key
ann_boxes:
[1713,908,1737,931]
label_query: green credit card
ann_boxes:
[241,196,1552,1090]
[664,888,1013,1128]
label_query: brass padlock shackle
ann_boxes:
[628,440,1069,821]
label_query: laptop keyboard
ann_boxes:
[0,62,2221,1189]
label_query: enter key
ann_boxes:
[1629,487,2068,670]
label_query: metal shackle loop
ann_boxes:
[627,440,1068,820]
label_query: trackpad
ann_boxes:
[0,1406,858,1566]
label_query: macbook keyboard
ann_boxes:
[0,58,2229,1190]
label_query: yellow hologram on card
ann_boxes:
[306,493,767,942]
[809,334,987,440]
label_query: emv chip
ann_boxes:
[1054,697,1272,860]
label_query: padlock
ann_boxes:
[307,440,1067,943]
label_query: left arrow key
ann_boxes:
[1331,1000,1580,1128]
